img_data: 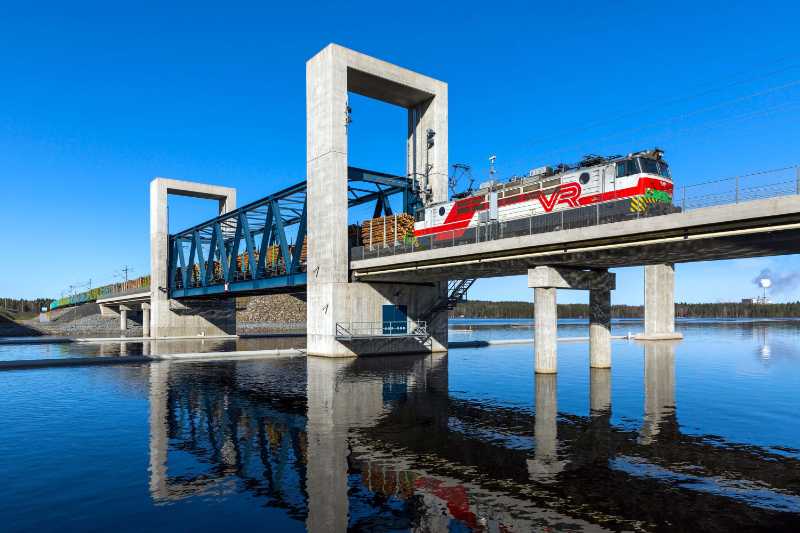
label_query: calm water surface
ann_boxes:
[0,336,304,361]
[1,320,799,531]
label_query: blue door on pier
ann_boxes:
[382,305,408,335]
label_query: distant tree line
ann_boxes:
[1,298,51,315]
[451,300,800,319]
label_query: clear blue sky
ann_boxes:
[3,1,800,304]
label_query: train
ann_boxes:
[413,149,676,238]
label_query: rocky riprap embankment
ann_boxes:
[38,314,143,338]
[2,295,307,338]
[236,294,306,333]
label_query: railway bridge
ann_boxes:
[65,44,800,369]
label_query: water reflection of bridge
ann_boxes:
[148,357,308,517]
[147,345,800,531]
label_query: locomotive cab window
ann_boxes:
[414,209,425,222]
[616,159,640,178]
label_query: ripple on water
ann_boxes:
[0,320,799,531]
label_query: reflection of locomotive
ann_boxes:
[414,149,675,238]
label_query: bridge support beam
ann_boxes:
[637,263,683,341]
[306,44,448,356]
[529,266,615,373]
[150,178,237,338]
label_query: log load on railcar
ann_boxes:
[413,149,678,239]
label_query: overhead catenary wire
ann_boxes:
[524,59,800,150]
[527,78,800,166]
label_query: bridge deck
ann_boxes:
[350,195,800,282]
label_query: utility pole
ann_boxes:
[116,265,134,284]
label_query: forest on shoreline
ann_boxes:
[451,300,800,319]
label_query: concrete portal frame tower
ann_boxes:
[150,178,237,338]
[306,44,448,357]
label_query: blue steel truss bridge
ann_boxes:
[168,166,413,299]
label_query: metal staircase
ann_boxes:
[425,278,476,318]
[446,279,476,310]
[413,278,476,349]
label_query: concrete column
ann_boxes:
[528,373,563,482]
[119,305,131,331]
[529,266,616,373]
[142,302,151,338]
[639,341,677,445]
[306,44,449,356]
[589,288,611,368]
[638,263,683,340]
[534,287,557,373]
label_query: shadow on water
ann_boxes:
[145,340,800,532]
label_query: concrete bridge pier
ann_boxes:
[589,288,612,368]
[141,303,150,338]
[636,263,683,341]
[529,266,616,373]
[119,304,131,331]
[533,287,557,373]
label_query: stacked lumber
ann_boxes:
[361,214,415,248]
[177,238,314,287]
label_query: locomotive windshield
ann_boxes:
[616,157,670,178]
[638,157,671,178]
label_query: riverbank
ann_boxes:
[452,299,800,319]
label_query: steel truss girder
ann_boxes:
[168,166,411,298]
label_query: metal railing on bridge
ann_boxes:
[49,276,151,310]
[353,166,800,261]
[335,320,429,340]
